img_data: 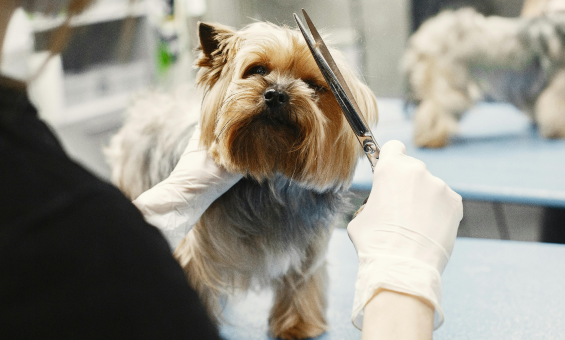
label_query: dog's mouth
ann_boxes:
[210,87,330,184]
[239,116,303,151]
[257,108,299,130]
[221,116,307,181]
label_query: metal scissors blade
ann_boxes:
[294,9,380,170]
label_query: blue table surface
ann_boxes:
[221,229,565,340]
[351,99,565,207]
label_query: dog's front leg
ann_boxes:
[413,99,460,148]
[268,261,328,339]
[535,69,565,139]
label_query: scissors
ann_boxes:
[294,9,380,171]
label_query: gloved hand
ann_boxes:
[347,140,463,330]
[133,126,242,250]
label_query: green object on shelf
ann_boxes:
[157,41,175,75]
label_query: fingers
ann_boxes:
[372,140,413,186]
[379,140,407,159]
[371,140,409,186]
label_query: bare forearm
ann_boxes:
[361,289,434,340]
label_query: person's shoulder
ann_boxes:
[0,173,222,340]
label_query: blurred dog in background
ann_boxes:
[402,7,565,147]
[106,21,377,339]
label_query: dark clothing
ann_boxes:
[0,78,220,339]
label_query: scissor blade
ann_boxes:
[294,11,380,169]
[294,13,367,137]
[301,9,373,135]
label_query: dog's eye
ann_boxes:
[304,79,327,93]
[246,65,268,77]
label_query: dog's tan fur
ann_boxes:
[196,23,376,190]
[108,21,377,339]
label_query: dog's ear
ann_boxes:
[196,22,238,88]
[196,22,237,68]
[199,22,232,58]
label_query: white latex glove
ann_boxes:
[347,140,463,330]
[133,126,242,250]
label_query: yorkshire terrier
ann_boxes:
[402,8,565,148]
[106,21,377,339]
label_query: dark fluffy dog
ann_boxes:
[107,21,377,339]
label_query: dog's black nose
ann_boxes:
[264,89,288,108]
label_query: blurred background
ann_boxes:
[2,0,563,244]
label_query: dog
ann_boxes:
[402,8,565,148]
[106,21,378,339]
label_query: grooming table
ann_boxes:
[220,229,565,339]
[352,98,565,208]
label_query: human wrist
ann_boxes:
[353,220,452,274]
[352,254,444,330]
[362,289,434,340]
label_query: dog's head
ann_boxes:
[196,22,378,192]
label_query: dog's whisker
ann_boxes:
[215,116,235,142]
[220,90,249,108]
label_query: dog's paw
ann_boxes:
[413,100,457,148]
[414,132,450,148]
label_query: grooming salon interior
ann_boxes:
[2,0,565,338]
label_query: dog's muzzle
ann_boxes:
[264,88,289,109]
[262,87,294,126]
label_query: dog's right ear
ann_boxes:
[196,22,238,88]
[199,23,228,57]
[197,22,237,67]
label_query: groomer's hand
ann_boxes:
[133,126,242,250]
[347,140,463,332]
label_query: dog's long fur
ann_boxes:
[402,8,565,147]
[106,22,377,339]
